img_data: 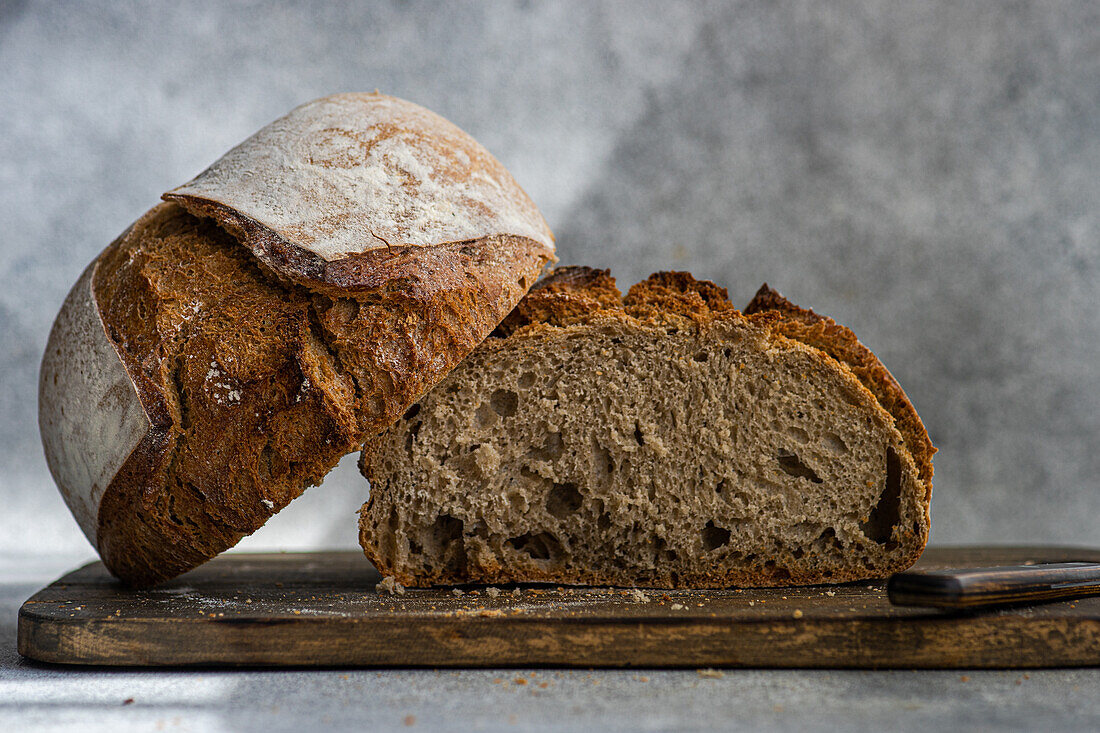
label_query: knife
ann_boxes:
[888,561,1100,610]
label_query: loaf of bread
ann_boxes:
[39,93,555,586]
[358,268,933,587]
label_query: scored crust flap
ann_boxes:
[163,93,554,292]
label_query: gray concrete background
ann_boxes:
[2,1,1099,562]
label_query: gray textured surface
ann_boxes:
[2,2,1100,729]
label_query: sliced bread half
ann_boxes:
[358,268,933,587]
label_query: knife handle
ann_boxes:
[887,561,1100,610]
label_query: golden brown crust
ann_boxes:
[744,284,935,501]
[496,267,776,336]
[93,203,551,585]
[493,266,622,336]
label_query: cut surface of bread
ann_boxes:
[359,268,933,588]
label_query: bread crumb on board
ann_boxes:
[629,588,651,603]
[697,668,724,679]
[486,587,502,598]
[376,576,406,596]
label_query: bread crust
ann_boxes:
[42,94,555,586]
[360,268,933,587]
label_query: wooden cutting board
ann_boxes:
[18,546,1100,669]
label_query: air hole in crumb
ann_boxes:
[428,514,467,574]
[405,422,421,455]
[403,403,421,421]
[633,425,645,446]
[860,447,902,544]
[507,532,562,562]
[702,521,731,551]
[693,351,708,363]
[430,514,463,546]
[777,450,823,483]
[813,527,843,554]
[476,403,497,428]
[715,480,726,495]
[791,548,804,559]
[546,482,583,519]
[597,512,612,530]
[787,426,809,444]
[823,432,848,453]
[518,372,536,389]
[527,432,564,462]
[763,560,791,581]
[490,389,518,417]
[592,442,615,477]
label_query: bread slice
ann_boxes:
[358,268,933,587]
[40,93,554,586]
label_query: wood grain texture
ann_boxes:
[18,546,1100,669]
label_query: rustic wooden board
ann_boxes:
[18,546,1100,669]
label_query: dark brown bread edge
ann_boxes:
[94,205,553,586]
[744,284,935,499]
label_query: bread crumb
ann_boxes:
[697,668,724,679]
[514,677,527,685]
[404,714,416,726]
[376,576,406,596]
[825,590,836,596]
[748,600,755,607]
[629,589,650,603]
[960,675,970,682]
[486,587,501,598]
[793,609,804,619]
[670,603,685,610]
[261,499,275,510]
[511,588,521,598]
[452,589,465,598]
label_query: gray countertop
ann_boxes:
[3,558,1099,733]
